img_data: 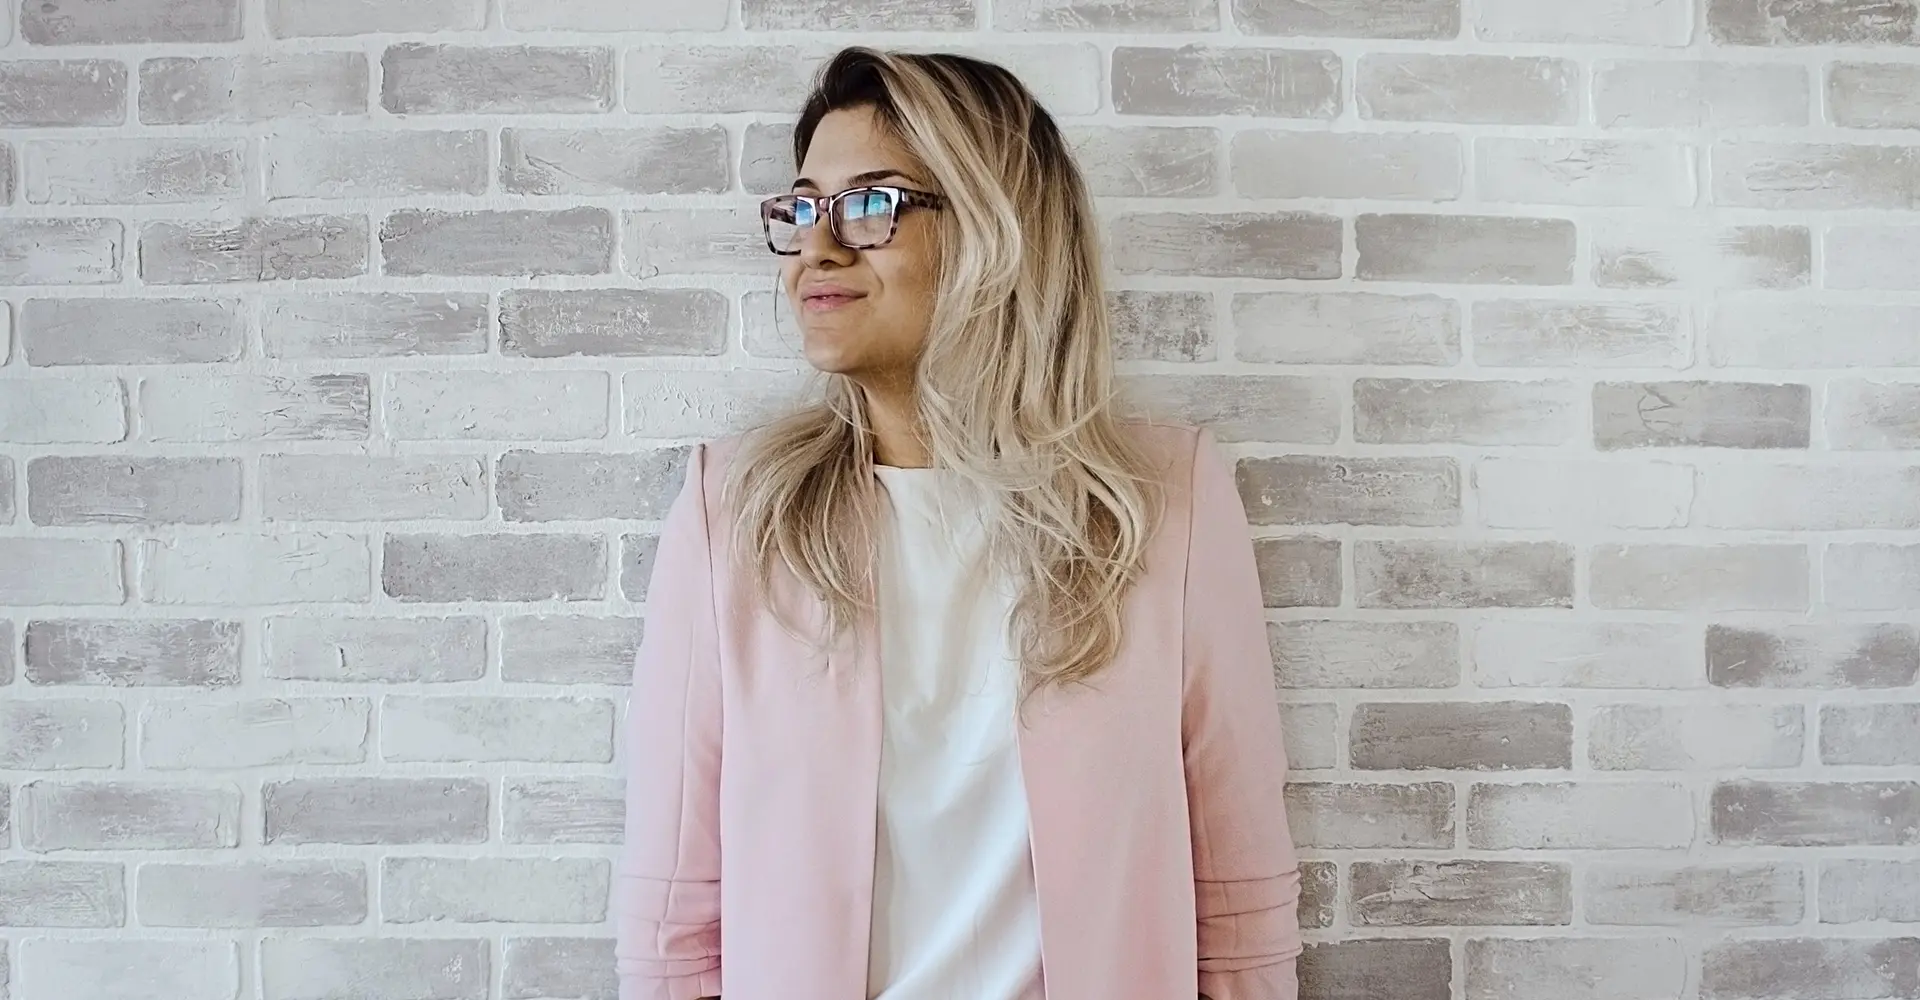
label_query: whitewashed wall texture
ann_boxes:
[2,0,1919,998]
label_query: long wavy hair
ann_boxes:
[723,46,1166,711]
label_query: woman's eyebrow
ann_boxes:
[791,168,919,191]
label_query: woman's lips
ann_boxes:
[803,293,865,311]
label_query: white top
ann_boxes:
[865,466,1046,1000]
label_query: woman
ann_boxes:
[616,47,1302,1000]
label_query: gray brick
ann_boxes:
[1112,46,1340,118]
[1,141,13,205]
[504,0,724,29]
[623,370,808,439]
[25,619,238,687]
[384,857,609,923]
[1694,464,1920,530]
[1233,0,1459,37]
[1587,863,1805,926]
[263,456,487,521]
[1715,143,1920,209]
[23,139,243,205]
[382,208,611,278]
[1357,378,1580,445]
[1233,130,1462,201]
[502,127,726,196]
[140,216,368,284]
[1110,291,1216,362]
[138,861,365,927]
[1708,0,1920,44]
[1466,938,1688,1000]
[141,373,367,442]
[0,861,124,926]
[1358,541,1573,609]
[1712,781,1920,847]
[23,0,239,43]
[1352,861,1571,926]
[741,122,795,195]
[1235,292,1459,365]
[1358,214,1575,285]
[746,0,975,28]
[503,938,616,1000]
[999,0,1213,29]
[1352,702,1573,770]
[1829,381,1920,448]
[1592,705,1803,770]
[1477,0,1690,41]
[622,207,770,276]
[1254,537,1340,608]
[1358,54,1577,124]
[1595,223,1810,289]
[269,0,484,35]
[264,778,488,845]
[1703,938,1920,1000]
[1828,226,1920,290]
[1474,458,1694,530]
[1467,782,1695,848]
[1066,126,1219,197]
[1709,623,1920,688]
[262,292,488,359]
[1592,544,1808,611]
[141,535,371,605]
[501,615,643,685]
[0,701,122,769]
[0,60,125,126]
[625,44,837,114]
[1830,63,1920,128]
[386,371,609,441]
[265,616,486,683]
[21,298,243,366]
[1286,782,1454,848]
[1474,622,1699,689]
[1121,375,1342,444]
[497,449,685,522]
[500,289,725,358]
[618,535,662,603]
[1297,861,1338,928]
[1594,381,1811,449]
[0,618,11,683]
[261,938,487,1000]
[1822,705,1920,765]
[1300,939,1453,1000]
[381,696,614,763]
[141,698,369,769]
[27,457,241,526]
[504,778,624,844]
[1110,212,1343,279]
[1596,60,1811,128]
[1283,704,1340,772]
[17,940,237,1000]
[1828,544,1920,609]
[1239,456,1460,527]
[0,219,123,285]
[384,534,605,603]
[0,540,123,604]
[382,45,613,114]
[1271,621,1458,688]
[140,54,368,124]
[1821,860,1920,923]
[1476,138,1696,207]
[268,130,485,199]
[19,781,239,850]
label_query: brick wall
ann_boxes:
[2,0,1918,997]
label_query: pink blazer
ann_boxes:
[615,421,1303,1000]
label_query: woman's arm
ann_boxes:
[1181,428,1305,1000]
[616,443,725,1000]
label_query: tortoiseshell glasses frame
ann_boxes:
[759,185,947,255]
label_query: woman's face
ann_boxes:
[781,105,943,383]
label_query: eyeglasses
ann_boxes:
[760,185,946,255]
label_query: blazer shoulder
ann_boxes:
[1117,417,1207,490]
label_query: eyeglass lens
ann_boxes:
[766,189,897,252]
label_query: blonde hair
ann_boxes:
[724,46,1166,711]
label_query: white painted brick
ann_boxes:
[1827,381,1920,449]
[1590,544,1808,611]
[0,700,123,769]
[1122,374,1344,443]
[1825,226,1920,290]
[140,698,370,769]
[623,369,808,439]
[1595,60,1810,128]
[23,139,245,205]
[18,940,237,1000]
[383,857,609,923]
[1473,622,1701,689]
[263,455,487,521]
[1586,863,1805,926]
[1232,131,1462,201]
[1467,782,1695,848]
[1825,544,1920,611]
[1466,937,1689,1000]
[1828,63,1920,129]
[0,861,126,926]
[1234,292,1460,365]
[1693,464,1920,529]
[138,861,367,927]
[1708,301,1920,367]
[261,292,489,359]
[268,0,486,36]
[141,373,368,442]
[264,616,486,683]
[385,371,610,441]
[139,534,372,605]
[0,218,124,285]
[381,696,615,763]
[140,54,368,124]
[0,377,127,443]
[1473,300,1691,368]
[20,780,240,850]
[261,938,487,1000]
[1069,126,1219,198]
[1593,222,1809,289]
[1590,704,1803,770]
[622,208,779,276]
[0,540,124,604]
[504,0,726,29]
[1476,138,1697,207]
[1714,143,1920,210]
[1476,0,1691,44]
[21,0,240,44]
[267,130,486,199]
[1473,458,1694,530]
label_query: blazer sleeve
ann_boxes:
[1181,427,1304,1000]
[616,443,725,1000]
